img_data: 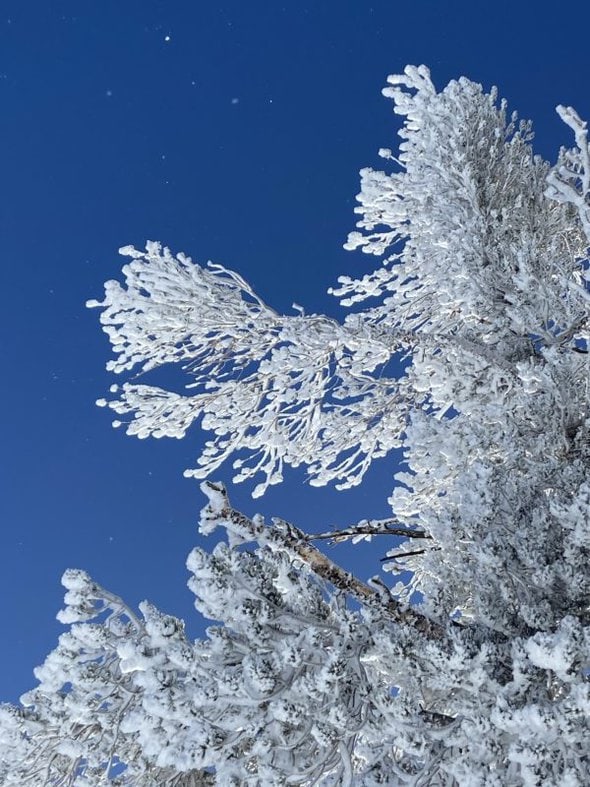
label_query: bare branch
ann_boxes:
[308,519,431,543]
[200,480,444,640]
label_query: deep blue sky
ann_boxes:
[2,1,590,703]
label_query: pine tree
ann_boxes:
[2,65,589,785]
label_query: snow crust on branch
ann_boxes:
[3,503,590,785]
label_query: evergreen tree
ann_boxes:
[2,66,589,785]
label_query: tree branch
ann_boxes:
[308,520,431,543]
[200,481,444,640]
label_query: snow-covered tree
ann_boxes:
[2,65,590,785]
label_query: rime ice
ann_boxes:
[3,65,590,786]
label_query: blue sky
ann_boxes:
[2,1,590,703]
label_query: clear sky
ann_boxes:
[2,1,590,703]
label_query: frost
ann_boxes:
[3,64,590,786]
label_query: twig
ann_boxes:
[309,521,431,543]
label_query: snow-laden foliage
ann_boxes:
[88,246,408,498]
[3,66,590,785]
